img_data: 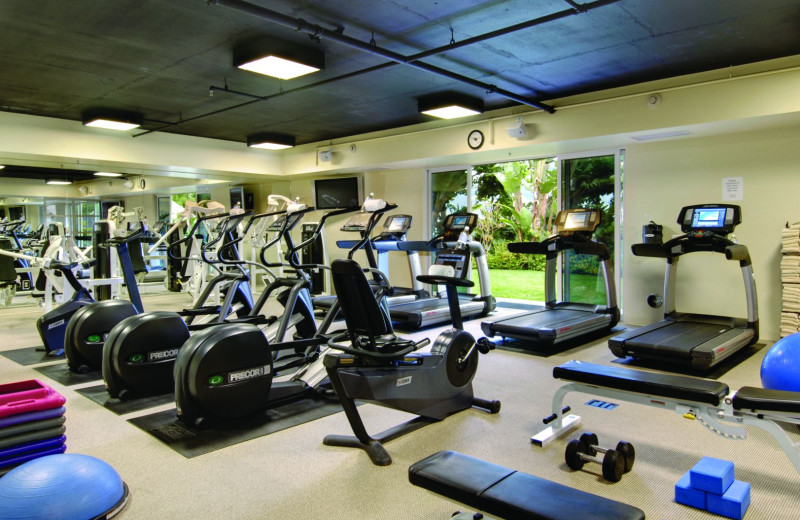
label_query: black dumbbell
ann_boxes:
[578,433,636,473]
[564,433,635,482]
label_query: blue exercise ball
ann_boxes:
[761,333,800,392]
[0,453,129,520]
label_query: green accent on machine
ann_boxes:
[129,353,144,363]
[87,334,102,343]
[208,375,224,386]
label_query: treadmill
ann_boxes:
[337,214,429,305]
[389,212,495,330]
[481,208,620,346]
[609,203,759,370]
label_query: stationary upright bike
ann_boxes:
[322,228,501,466]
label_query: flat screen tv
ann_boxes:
[314,177,361,209]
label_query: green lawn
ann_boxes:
[471,268,605,304]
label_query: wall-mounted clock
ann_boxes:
[468,129,484,150]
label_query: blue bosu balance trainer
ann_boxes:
[0,453,130,520]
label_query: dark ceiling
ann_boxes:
[2,0,800,150]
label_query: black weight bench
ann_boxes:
[409,450,645,520]
[532,360,800,474]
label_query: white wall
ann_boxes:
[624,126,800,340]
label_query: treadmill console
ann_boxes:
[267,215,288,232]
[340,211,375,232]
[375,214,412,241]
[678,204,740,235]
[441,213,479,241]
[554,208,601,235]
[434,249,471,279]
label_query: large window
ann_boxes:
[428,152,623,307]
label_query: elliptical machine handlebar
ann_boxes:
[216,209,287,267]
[345,202,398,261]
[286,205,360,270]
[166,210,232,262]
[201,211,253,266]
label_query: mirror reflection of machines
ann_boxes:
[609,204,758,370]
[481,208,619,347]
[389,213,495,330]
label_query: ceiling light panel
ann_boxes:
[234,37,324,81]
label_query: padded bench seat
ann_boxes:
[733,386,800,414]
[553,360,729,406]
[409,450,645,520]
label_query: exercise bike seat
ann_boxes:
[331,259,407,353]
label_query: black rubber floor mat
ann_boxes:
[33,363,102,386]
[128,395,343,458]
[612,342,765,380]
[1,347,63,366]
[76,385,175,415]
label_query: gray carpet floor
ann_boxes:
[0,291,798,519]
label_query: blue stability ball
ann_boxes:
[0,453,129,520]
[761,333,800,391]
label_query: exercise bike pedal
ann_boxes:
[472,397,501,414]
[476,337,495,354]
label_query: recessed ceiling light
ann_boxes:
[239,56,321,80]
[94,172,123,177]
[419,93,484,120]
[247,132,296,150]
[46,179,72,185]
[82,109,143,131]
[234,38,324,80]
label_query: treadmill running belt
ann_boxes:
[490,309,595,338]
[626,322,731,357]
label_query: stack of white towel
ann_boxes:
[781,222,800,253]
[781,312,800,338]
[782,285,800,312]
[781,222,800,336]
[781,255,800,283]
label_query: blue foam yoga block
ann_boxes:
[690,457,734,495]
[707,480,751,520]
[675,471,706,510]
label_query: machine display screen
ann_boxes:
[564,211,590,230]
[452,215,469,229]
[387,216,410,232]
[691,207,726,229]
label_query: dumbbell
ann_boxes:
[564,432,636,482]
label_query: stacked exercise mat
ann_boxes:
[780,222,800,337]
[675,457,751,520]
[0,380,67,476]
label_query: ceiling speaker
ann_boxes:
[506,116,528,138]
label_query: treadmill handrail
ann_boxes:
[509,235,610,260]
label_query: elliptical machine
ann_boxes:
[100,207,291,400]
[0,238,95,356]
[172,201,363,427]
[321,226,501,466]
[63,224,148,372]
[66,208,256,375]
